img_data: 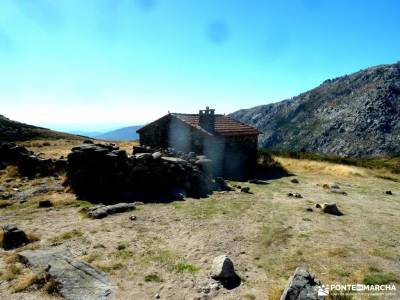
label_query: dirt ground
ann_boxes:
[1,140,399,300]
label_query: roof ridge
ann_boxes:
[171,113,224,116]
[138,112,260,136]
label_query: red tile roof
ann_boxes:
[172,113,260,136]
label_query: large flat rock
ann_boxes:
[18,248,112,300]
[86,203,135,219]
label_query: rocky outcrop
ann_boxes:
[67,143,228,203]
[280,267,324,300]
[18,248,112,300]
[230,62,400,158]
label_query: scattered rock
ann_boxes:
[318,203,344,216]
[321,182,347,195]
[129,215,137,221]
[38,200,53,208]
[248,179,265,184]
[385,190,393,195]
[1,224,29,250]
[330,182,340,189]
[134,152,153,160]
[15,183,64,202]
[18,248,112,300]
[210,255,241,290]
[330,189,347,195]
[161,156,185,163]
[287,192,302,198]
[280,267,323,300]
[290,178,299,184]
[152,151,162,159]
[116,244,126,250]
[154,293,160,299]
[86,203,135,219]
[306,207,313,212]
[214,177,233,191]
[210,255,236,280]
[240,187,250,193]
[1,192,11,200]
[133,145,153,154]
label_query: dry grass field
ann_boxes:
[1,140,399,299]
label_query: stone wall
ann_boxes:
[138,115,171,149]
[0,141,66,177]
[66,143,228,203]
[223,134,258,179]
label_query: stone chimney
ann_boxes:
[199,106,215,132]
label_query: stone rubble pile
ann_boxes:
[67,143,230,203]
[136,146,215,174]
[0,141,66,177]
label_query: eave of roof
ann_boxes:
[137,113,261,136]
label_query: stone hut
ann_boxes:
[137,107,260,179]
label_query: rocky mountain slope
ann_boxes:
[95,125,141,141]
[230,62,400,157]
[0,114,83,141]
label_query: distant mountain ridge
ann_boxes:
[0,114,83,141]
[95,125,141,141]
[68,131,104,138]
[230,62,400,158]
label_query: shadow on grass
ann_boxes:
[220,274,241,290]
[253,151,293,181]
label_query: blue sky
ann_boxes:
[1,0,400,132]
